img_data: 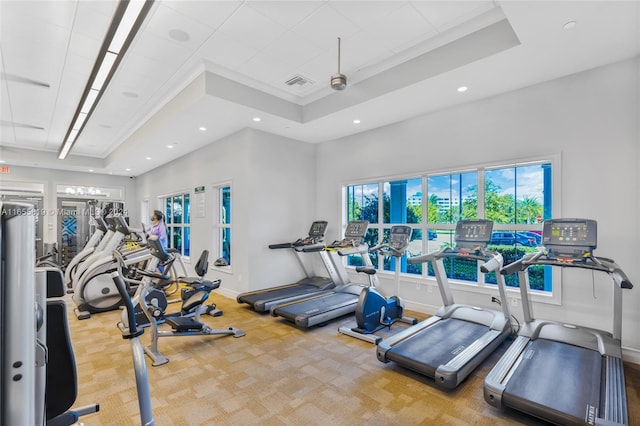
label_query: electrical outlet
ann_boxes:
[416,283,421,290]
[511,298,518,306]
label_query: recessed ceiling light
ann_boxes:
[199,126,207,131]
[563,21,576,30]
[168,29,190,42]
[125,168,131,171]
[253,117,261,122]
[88,169,94,172]
[167,144,174,149]
[122,91,139,98]
[353,119,361,124]
[457,86,468,92]
[145,156,151,160]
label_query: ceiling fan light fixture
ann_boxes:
[331,73,347,91]
[331,37,347,91]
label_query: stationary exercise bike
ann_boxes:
[117,236,245,366]
[132,249,223,328]
[339,225,417,344]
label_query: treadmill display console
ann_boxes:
[308,221,328,239]
[542,218,597,259]
[344,220,369,240]
[389,225,412,250]
[454,219,493,244]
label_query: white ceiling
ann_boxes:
[1,1,639,176]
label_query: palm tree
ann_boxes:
[517,196,542,224]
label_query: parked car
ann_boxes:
[490,231,537,246]
[519,231,542,246]
[428,229,437,240]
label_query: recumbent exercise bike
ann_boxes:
[339,225,417,344]
[115,236,245,366]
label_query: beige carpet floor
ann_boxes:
[66,293,640,425]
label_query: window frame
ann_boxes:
[159,190,191,259]
[213,181,232,272]
[342,154,562,306]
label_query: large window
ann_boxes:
[344,160,554,293]
[215,185,232,266]
[163,193,190,257]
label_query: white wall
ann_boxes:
[315,57,640,353]
[0,166,137,244]
[135,128,317,295]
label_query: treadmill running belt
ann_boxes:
[503,339,602,425]
[239,284,327,310]
[275,292,358,319]
[387,318,489,377]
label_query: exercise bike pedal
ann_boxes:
[204,305,223,317]
[165,316,204,332]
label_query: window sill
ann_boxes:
[346,268,561,306]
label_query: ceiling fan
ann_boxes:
[330,37,347,91]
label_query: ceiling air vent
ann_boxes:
[284,74,314,87]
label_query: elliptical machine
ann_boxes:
[338,225,417,344]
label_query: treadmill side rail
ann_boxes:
[437,329,503,389]
[602,356,628,425]
[484,336,530,408]
[376,316,442,362]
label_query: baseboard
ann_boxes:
[404,300,439,316]
[214,286,239,301]
[622,346,640,365]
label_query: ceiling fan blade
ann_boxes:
[1,72,50,88]
[0,120,45,130]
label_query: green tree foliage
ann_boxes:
[427,194,439,223]
[517,196,542,224]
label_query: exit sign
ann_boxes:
[194,186,205,193]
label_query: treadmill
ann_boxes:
[377,219,512,389]
[484,218,633,425]
[237,221,339,312]
[270,220,371,328]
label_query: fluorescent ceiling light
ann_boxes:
[457,86,468,92]
[73,112,88,130]
[81,89,100,114]
[58,140,73,160]
[253,117,261,122]
[91,52,117,91]
[67,129,79,143]
[59,0,153,160]
[109,0,147,54]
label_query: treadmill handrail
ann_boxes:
[368,242,406,258]
[302,244,325,253]
[507,252,633,289]
[407,247,449,264]
[269,236,324,250]
[408,247,499,265]
[336,243,369,256]
[301,240,366,254]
